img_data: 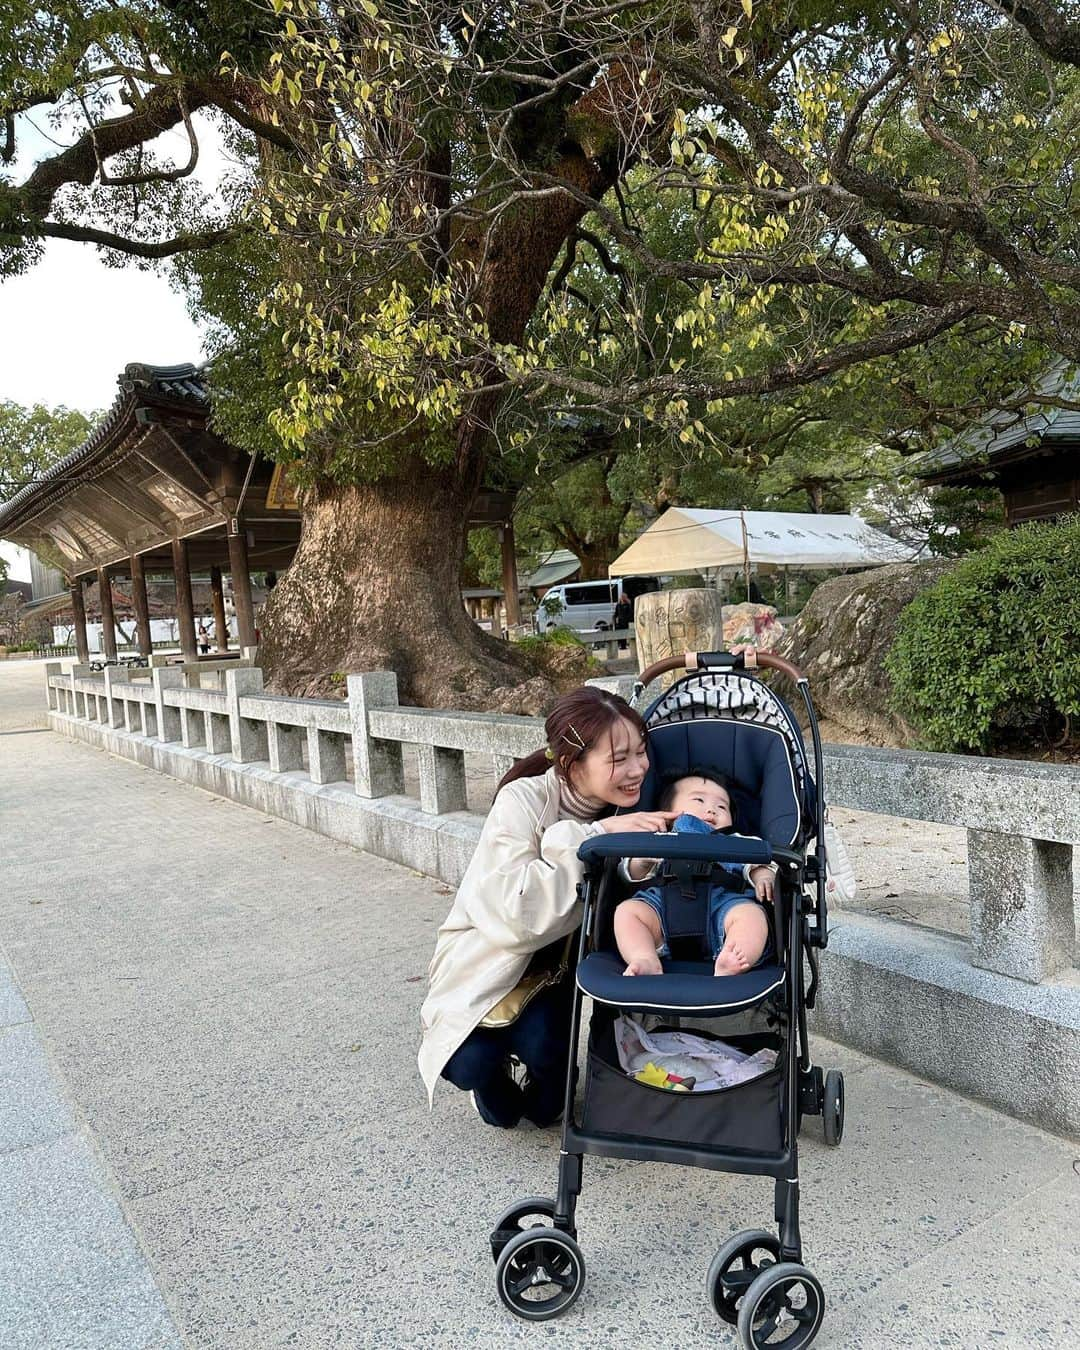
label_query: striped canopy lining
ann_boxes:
[643,672,811,810]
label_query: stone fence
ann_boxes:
[45,663,1079,1135]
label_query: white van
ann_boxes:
[536,576,660,634]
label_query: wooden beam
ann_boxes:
[500,523,521,627]
[70,577,90,664]
[97,567,118,661]
[129,553,152,657]
[210,565,229,652]
[227,520,257,648]
[171,536,199,661]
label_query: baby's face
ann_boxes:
[671,777,733,828]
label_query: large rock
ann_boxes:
[777,560,956,744]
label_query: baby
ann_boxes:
[615,770,776,978]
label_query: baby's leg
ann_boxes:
[615,899,665,976]
[714,902,770,976]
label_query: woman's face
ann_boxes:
[567,718,649,807]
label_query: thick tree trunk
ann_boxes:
[258,470,556,710]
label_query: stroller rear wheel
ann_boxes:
[707,1229,781,1324]
[823,1070,844,1147]
[495,1227,585,1321]
[737,1262,824,1349]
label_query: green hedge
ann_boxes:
[886,517,1080,753]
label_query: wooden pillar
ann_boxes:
[227,522,257,648]
[97,567,117,661]
[500,523,521,627]
[129,553,152,657]
[210,565,229,652]
[171,537,199,661]
[70,576,90,664]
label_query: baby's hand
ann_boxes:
[750,865,775,903]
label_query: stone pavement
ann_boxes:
[2,663,1079,1348]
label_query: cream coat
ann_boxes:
[418,768,606,1105]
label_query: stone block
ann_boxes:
[417,744,467,814]
[103,666,130,729]
[151,667,184,744]
[204,711,231,755]
[968,830,1074,983]
[44,662,62,711]
[307,728,347,785]
[225,667,268,764]
[179,704,205,750]
[347,672,404,797]
[267,721,304,773]
[491,754,514,784]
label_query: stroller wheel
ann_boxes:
[823,1070,844,1147]
[707,1229,781,1324]
[737,1262,825,1349]
[495,1227,585,1321]
[490,1196,557,1263]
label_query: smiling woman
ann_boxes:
[417,685,675,1129]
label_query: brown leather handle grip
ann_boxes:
[636,648,806,688]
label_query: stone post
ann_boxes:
[44,661,62,712]
[103,665,130,729]
[179,702,206,750]
[225,666,268,763]
[267,720,304,773]
[968,830,1075,984]
[307,728,348,785]
[347,672,404,797]
[204,709,232,755]
[417,744,468,814]
[151,667,184,743]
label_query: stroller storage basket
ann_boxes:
[582,1018,786,1154]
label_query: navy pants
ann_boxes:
[442,980,573,1128]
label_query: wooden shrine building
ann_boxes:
[0,362,520,663]
[917,361,1080,525]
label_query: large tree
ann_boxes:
[4,3,1079,705]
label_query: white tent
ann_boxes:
[608,508,913,576]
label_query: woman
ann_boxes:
[418,686,672,1128]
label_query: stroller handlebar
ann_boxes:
[579,832,774,867]
[636,649,807,689]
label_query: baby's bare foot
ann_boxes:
[623,955,663,977]
[714,943,750,976]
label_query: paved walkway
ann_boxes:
[2,663,1079,1348]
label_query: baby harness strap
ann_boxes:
[660,862,718,960]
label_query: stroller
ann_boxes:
[490,649,844,1349]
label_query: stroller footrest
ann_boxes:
[576,952,785,1015]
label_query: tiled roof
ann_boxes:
[915,360,1080,478]
[0,362,208,534]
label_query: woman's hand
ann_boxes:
[601,810,678,834]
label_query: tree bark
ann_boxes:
[257,469,555,710]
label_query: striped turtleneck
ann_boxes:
[559,776,607,823]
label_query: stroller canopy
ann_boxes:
[636,670,814,847]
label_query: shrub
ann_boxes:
[885,517,1080,753]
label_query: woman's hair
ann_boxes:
[657,766,740,825]
[496,686,647,796]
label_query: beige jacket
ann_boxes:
[418,768,606,1105]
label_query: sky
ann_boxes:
[0,108,222,581]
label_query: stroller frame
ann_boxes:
[491,650,842,1347]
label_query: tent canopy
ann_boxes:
[609,509,912,576]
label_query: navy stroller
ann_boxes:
[490,650,843,1349]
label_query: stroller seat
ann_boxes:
[577,951,785,1016]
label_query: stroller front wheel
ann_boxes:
[823,1070,844,1146]
[495,1227,586,1321]
[707,1229,781,1324]
[737,1262,824,1349]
